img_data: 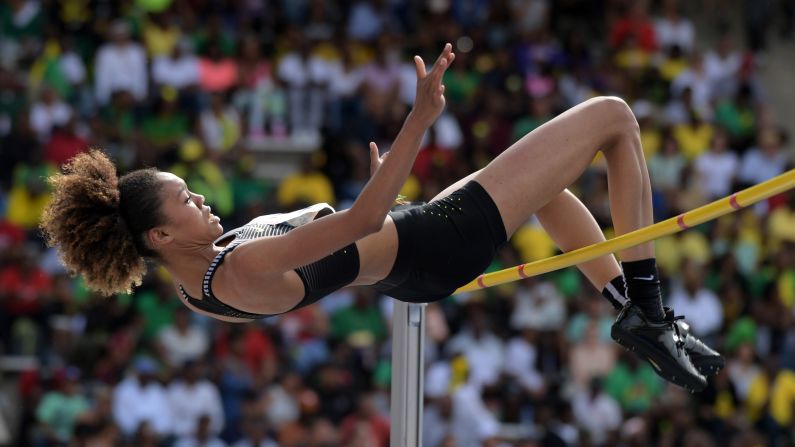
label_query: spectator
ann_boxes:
[572,378,622,446]
[277,154,336,208]
[142,12,182,58]
[693,129,739,200]
[168,360,225,439]
[94,20,148,105]
[704,33,743,101]
[503,329,546,397]
[152,38,200,92]
[199,92,242,156]
[43,116,88,167]
[668,259,724,338]
[198,41,239,94]
[446,306,505,389]
[29,86,72,142]
[157,307,210,369]
[35,367,89,445]
[276,33,327,134]
[174,414,227,447]
[569,321,617,390]
[339,394,390,447]
[654,0,695,53]
[232,415,278,447]
[604,352,664,414]
[330,288,387,346]
[609,0,658,53]
[737,127,790,187]
[112,356,173,437]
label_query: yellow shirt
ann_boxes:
[7,187,52,230]
[767,206,795,251]
[673,123,714,161]
[747,370,795,425]
[512,224,556,263]
[143,22,181,57]
[640,129,661,159]
[277,172,336,208]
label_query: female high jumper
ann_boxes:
[41,44,721,392]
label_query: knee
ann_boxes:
[590,96,640,136]
[584,96,640,135]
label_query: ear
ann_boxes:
[146,226,174,250]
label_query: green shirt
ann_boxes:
[141,112,188,148]
[36,392,89,441]
[331,306,387,344]
[604,361,663,413]
[135,290,181,340]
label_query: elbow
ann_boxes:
[360,217,385,236]
[348,205,385,237]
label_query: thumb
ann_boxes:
[369,142,379,167]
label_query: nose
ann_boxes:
[195,193,205,206]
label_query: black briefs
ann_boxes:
[373,181,507,302]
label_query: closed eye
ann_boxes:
[185,193,193,204]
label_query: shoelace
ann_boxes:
[668,314,687,356]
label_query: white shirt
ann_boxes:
[152,55,200,89]
[29,101,72,141]
[694,151,738,198]
[327,62,364,97]
[655,18,695,52]
[276,53,331,87]
[704,50,741,97]
[671,69,713,118]
[264,385,299,429]
[572,391,622,445]
[94,42,148,104]
[113,376,173,436]
[419,112,464,151]
[167,380,225,437]
[667,284,724,336]
[738,148,789,185]
[450,384,500,447]
[446,329,505,388]
[158,325,209,367]
[510,281,567,331]
[59,52,86,85]
[503,337,545,393]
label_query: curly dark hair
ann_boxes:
[40,150,166,295]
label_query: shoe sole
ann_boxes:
[692,355,725,376]
[612,324,707,393]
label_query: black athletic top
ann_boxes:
[178,215,360,319]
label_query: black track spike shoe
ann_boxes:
[611,303,707,392]
[664,307,725,376]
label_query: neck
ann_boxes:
[161,243,224,290]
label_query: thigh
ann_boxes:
[472,96,633,238]
[430,169,482,202]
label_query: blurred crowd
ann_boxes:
[2,0,795,446]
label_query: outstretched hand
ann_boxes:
[411,43,455,128]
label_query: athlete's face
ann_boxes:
[154,173,224,246]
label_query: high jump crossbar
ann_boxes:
[390,169,795,446]
[456,169,795,294]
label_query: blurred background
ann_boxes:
[1,0,795,446]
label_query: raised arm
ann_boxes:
[230,44,455,274]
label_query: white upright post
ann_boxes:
[390,301,426,447]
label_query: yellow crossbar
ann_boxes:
[455,169,795,294]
